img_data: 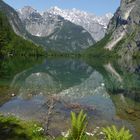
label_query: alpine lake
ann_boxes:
[0,56,140,139]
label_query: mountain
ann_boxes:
[0,0,28,37]
[18,6,95,52]
[106,0,140,58]
[0,1,45,57]
[48,6,113,41]
[86,0,140,59]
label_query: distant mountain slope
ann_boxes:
[18,6,95,52]
[47,7,113,41]
[86,0,140,59]
[0,0,27,37]
[106,0,140,58]
[0,2,45,57]
[0,0,95,53]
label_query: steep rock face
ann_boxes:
[0,0,27,37]
[18,6,95,52]
[48,7,113,41]
[106,0,140,58]
[18,7,66,38]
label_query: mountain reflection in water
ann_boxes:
[0,57,140,139]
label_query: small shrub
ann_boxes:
[67,110,88,140]
[102,125,133,140]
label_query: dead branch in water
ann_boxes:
[40,95,59,139]
[40,95,96,139]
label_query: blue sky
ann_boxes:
[4,0,120,16]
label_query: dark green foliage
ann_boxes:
[0,56,44,85]
[133,51,140,58]
[0,11,12,55]
[46,50,82,58]
[0,114,47,140]
[0,11,45,57]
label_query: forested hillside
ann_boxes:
[0,12,45,57]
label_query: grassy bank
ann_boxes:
[0,114,47,140]
[0,111,134,140]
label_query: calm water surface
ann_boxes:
[0,57,140,139]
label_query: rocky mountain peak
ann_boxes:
[17,6,95,52]
[48,6,62,14]
[103,0,140,58]
[47,6,113,41]
[47,6,113,27]
[18,6,37,15]
[18,6,40,20]
[17,5,113,41]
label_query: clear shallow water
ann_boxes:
[0,57,140,139]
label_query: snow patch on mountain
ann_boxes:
[17,6,113,42]
[17,6,95,52]
[47,6,113,41]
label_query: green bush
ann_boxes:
[102,125,133,140]
[67,110,88,140]
[0,114,48,140]
[62,111,134,140]
[0,111,134,140]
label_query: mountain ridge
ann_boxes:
[85,0,140,59]
[18,6,113,41]
[47,6,113,41]
[17,5,95,52]
[0,1,95,53]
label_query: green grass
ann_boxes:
[0,114,48,140]
[0,111,134,140]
